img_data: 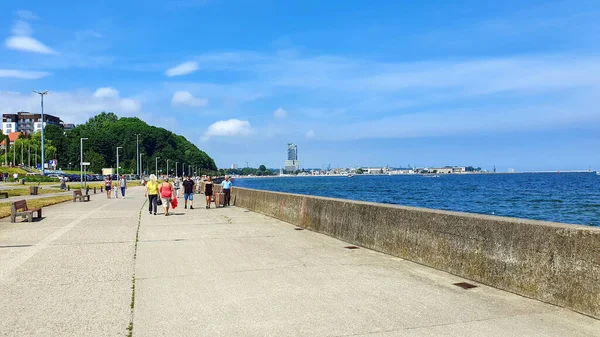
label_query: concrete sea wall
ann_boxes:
[230,187,600,319]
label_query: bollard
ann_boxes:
[67,185,70,191]
[86,186,90,195]
[94,187,97,194]
[101,186,103,192]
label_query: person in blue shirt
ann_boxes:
[221,176,232,206]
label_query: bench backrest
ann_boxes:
[73,190,82,196]
[12,200,28,212]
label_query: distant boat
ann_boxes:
[423,174,440,178]
[596,171,600,176]
[347,173,355,178]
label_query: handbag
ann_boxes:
[156,197,162,206]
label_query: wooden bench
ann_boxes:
[10,200,42,223]
[73,190,90,202]
[0,192,8,199]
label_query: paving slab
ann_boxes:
[133,204,600,337]
[0,188,144,337]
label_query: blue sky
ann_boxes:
[1,0,599,171]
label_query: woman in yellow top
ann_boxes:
[144,174,159,215]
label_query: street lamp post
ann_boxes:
[155,157,160,176]
[33,90,49,175]
[166,159,170,178]
[138,153,144,179]
[116,146,123,197]
[182,163,185,177]
[175,162,178,178]
[80,138,88,189]
[134,134,140,178]
[116,146,123,177]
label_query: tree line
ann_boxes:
[2,112,217,175]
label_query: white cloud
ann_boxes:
[119,98,141,113]
[306,130,315,138]
[0,69,51,79]
[171,91,208,107]
[92,87,140,113]
[6,36,56,54]
[15,10,38,20]
[273,107,287,119]
[93,87,119,99]
[202,119,252,141]
[165,61,199,77]
[5,20,56,54]
[0,88,142,124]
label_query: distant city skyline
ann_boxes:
[1,1,599,171]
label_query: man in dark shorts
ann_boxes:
[182,175,195,209]
[221,175,232,206]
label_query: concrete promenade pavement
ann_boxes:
[1,187,599,336]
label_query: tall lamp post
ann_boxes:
[33,90,49,175]
[116,146,123,177]
[155,157,160,175]
[166,159,170,178]
[175,162,178,178]
[140,153,144,176]
[80,137,88,189]
[134,134,140,178]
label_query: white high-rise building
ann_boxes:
[284,143,299,172]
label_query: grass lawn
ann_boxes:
[4,188,67,197]
[0,195,73,219]
[3,182,59,187]
[0,167,29,175]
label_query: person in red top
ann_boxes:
[159,178,174,216]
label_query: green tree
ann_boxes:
[55,112,217,174]
[85,149,106,173]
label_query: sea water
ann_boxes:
[233,173,600,226]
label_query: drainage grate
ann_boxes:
[453,282,477,289]
[344,245,360,250]
[294,227,304,231]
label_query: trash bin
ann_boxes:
[20,178,25,185]
[29,186,39,195]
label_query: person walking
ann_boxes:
[174,177,181,198]
[113,178,119,198]
[120,174,127,199]
[182,175,195,209]
[204,176,214,209]
[159,178,174,216]
[145,174,159,215]
[221,175,232,206]
[104,176,112,199]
